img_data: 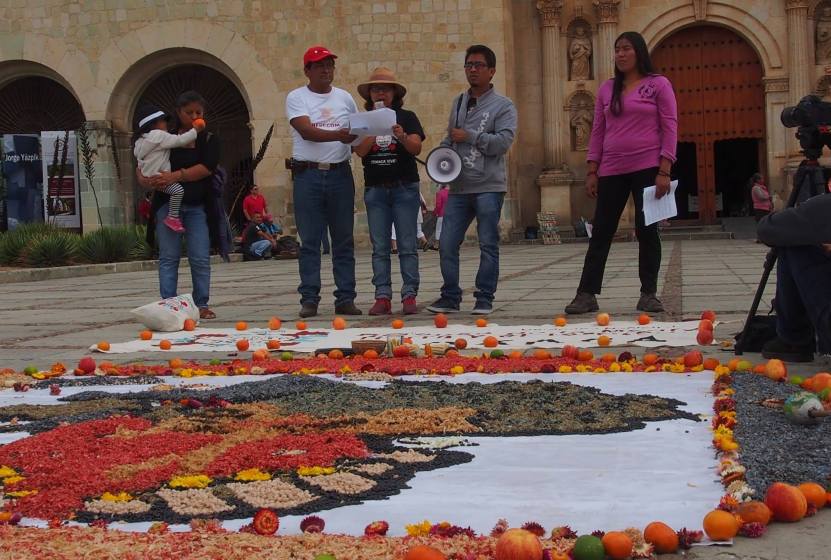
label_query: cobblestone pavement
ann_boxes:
[0,239,827,558]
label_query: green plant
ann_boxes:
[0,223,59,265]
[77,123,104,227]
[78,227,135,263]
[21,230,79,267]
[128,224,154,261]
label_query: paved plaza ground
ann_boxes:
[0,238,827,558]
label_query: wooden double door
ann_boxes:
[652,25,766,224]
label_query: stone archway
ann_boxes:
[652,25,766,224]
[0,68,85,134]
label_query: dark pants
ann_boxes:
[292,165,356,306]
[775,245,831,354]
[578,167,661,295]
[753,209,770,222]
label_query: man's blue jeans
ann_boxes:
[364,182,420,300]
[293,165,356,306]
[776,245,831,353]
[248,239,272,257]
[438,191,504,305]
[156,203,211,308]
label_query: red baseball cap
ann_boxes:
[303,45,337,65]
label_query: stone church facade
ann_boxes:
[0,0,823,238]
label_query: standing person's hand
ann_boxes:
[655,173,671,199]
[336,128,358,144]
[392,124,406,142]
[585,174,599,199]
[450,128,468,143]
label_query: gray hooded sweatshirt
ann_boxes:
[440,86,517,194]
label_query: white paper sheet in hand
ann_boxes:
[349,107,396,136]
[642,180,679,226]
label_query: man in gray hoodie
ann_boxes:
[427,44,517,315]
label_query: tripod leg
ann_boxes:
[735,248,778,355]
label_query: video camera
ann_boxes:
[781,95,831,160]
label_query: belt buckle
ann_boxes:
[318,162,331,171]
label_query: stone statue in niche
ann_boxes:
[568,25,593,81]
[570,102,593,152]
[817,4,831,63]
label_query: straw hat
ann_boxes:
[357,67,407,101]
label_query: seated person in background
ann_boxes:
[757,194,831,362]
[262,213,283,238]
[242,212,277,260]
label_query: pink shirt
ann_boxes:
[751,183,772,211]
[434,187,449,217]
[587,75,678,177]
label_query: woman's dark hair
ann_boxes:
[610,32,654,116]
[750,173,763,184]
[170,90,207,131]
[465,44,496,68]
[363,92,404,111]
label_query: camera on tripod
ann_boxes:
[781,95,831,160]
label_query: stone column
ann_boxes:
[593,0,621,81]
[535,1,575,226]
[786,0,812,157]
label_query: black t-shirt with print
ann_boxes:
[361,107,425,187]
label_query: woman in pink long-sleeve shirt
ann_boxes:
[565,31,678,315]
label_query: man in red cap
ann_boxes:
[286,46,361,318]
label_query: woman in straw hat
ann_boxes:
[355,67,427,315]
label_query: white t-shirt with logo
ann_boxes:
[285,85,358,163]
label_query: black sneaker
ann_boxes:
[426,298,460,313]
[564,292,599,315]
[471,300,493,315]
[761,337,814,363]
[299,303,318,318]
[636,292,665,313]
[335,301,363,315]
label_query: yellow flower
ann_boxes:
[670,363,685,373]
[2,476,24,485]
[609,363,621,372]
[235,468,272,481]
[179,369,193,378]
[575,365,589,372]
[661,363,672,372]
[0,466,18,478]
[405,519,432,537]
[558,365,573,373]
[691,365,704,372]
[721,388,735,395]
[449,366,464,375]
[594,368,607,373]
[297,466,336,477]
[5,490,37,498]
[31,372,46,380]
[101,491,133,502]
[339,365,352,374]
[169,474,212,489]
[622,363,634,372]
[713,425,734,438]
[644,365,656,372]
[714,365,731,378]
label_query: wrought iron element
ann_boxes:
[0,77,85,134]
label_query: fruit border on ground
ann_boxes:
[0,312,829,559]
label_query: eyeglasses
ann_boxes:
[464,61,489,70]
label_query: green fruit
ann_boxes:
[820,387,831,401]
[790,375,804,386]
[280,351,293,361]
[313,555,336,560]
[490,349,504,359]
[209,359,221,366]
[23,366,38,375]
[572,535,605,560]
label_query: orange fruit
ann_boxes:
[643,353,659,366]
[236,321,248,331]
[444,348,459,358]
[139,330,153,341]
[533,349,551,360]
[601,353,616,363]
[296,321,307,330]
[643,521,678,553]
[96,341,111,351]
[434,313,448,328]
[392,319,405,329]
[393,345,411,358]
[483,336,498,348]
[637,313,651,325]
[169,358,184,369]
[268,317,282,330]
[475,318,488,328]
[403,545,447,560]
[602,531,634,560]
[192,118,206,129]
[727,357,741,371]
[736,501,772,526]
[509,350,523,360]
[809,372,831,392]
[699,319,714,332]
[328,349,344,359]
[236,339,250,352]
[702,509,740,542]
[332,317,347,330]
[159,339,172,350]
[183,318,196,331]
[267,339,281,350]
[597,335,611,347]
[577,349,593,362]
[703,357,720,370]
[252,349,269,361]
[363,349,379,359]
[798,482,828,509]
[454,338,467,349]
[596,312,610,326]
[554,316,567,327]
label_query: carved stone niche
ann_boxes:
[567,19,593,81]
[816,1,831,64]
[568,90,595,152]
[815,74,831,100]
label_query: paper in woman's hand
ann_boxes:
[642,180,679,226]
[348,108,396,137]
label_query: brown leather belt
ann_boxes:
[286,159,350,171]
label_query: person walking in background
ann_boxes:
[426,45,517,316]
[354,67,426,315]
[285,45,360,318]
[564,31,678,315]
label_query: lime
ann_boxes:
[209,359,221,366]
[280,351,294,361]
[573,535,605,560]
[490,349,504,359]
[790,375,804,386]
[313,555,336,560]
[23,366,38,375]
